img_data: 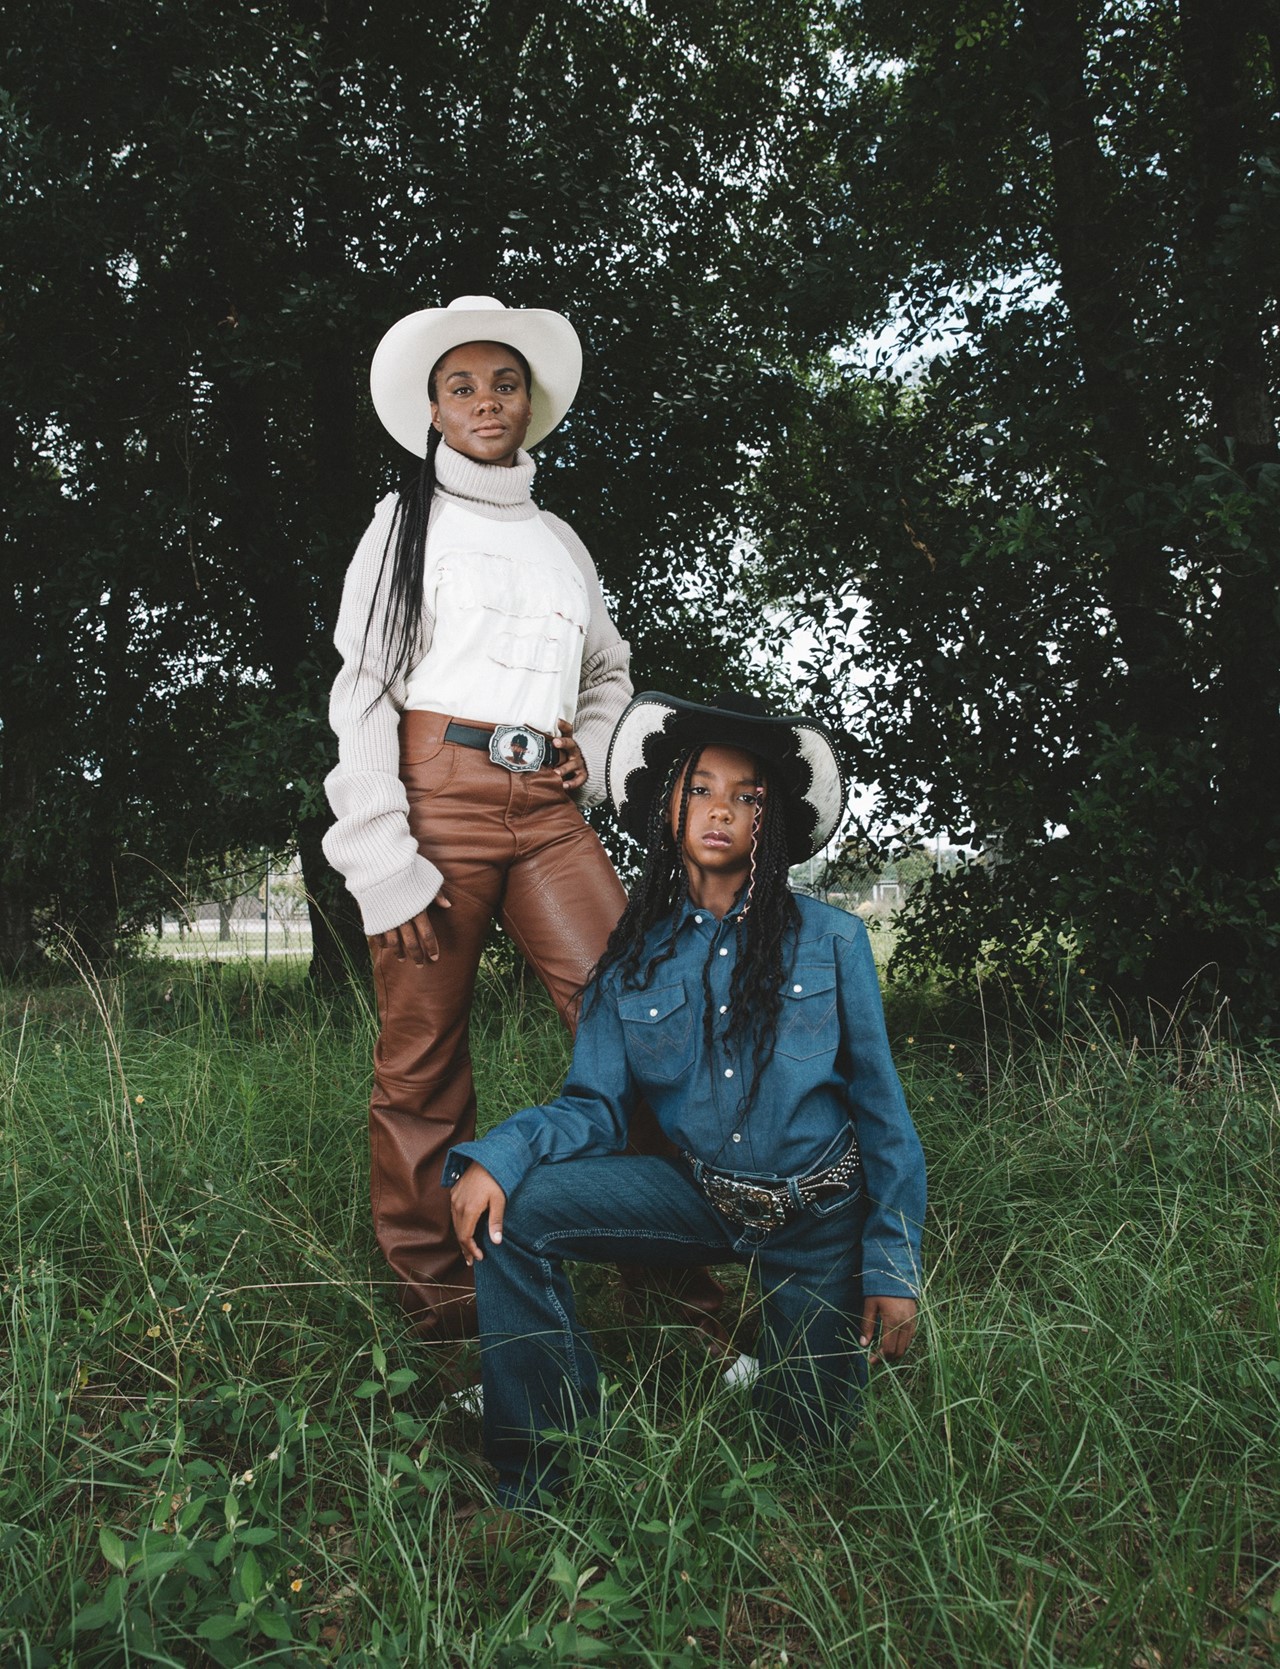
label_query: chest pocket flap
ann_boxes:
[618,983,693,1083]
[776,964,838,1060]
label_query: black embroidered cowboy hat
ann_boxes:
[606,691,846,862]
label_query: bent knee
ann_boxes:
[499,1170,562,1246]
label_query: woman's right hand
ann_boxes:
[378,895,452,964]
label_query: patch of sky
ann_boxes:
[849,268,1060,382]
[106,251,141,294]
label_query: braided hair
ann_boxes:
[359,342,533,706]
[595,745,801,1122]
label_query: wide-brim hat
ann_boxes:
[607,691,847,863]
[369,294,582,456]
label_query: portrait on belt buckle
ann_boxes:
[489,725,546,773]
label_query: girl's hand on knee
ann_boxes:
[379,897,452,964]
[859,1296,918,1366]
[450,1163,507,1265]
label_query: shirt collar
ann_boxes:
[675,888,748,932]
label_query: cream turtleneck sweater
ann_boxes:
[322,442,632,935]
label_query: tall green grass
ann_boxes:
[1,955,1277,1667]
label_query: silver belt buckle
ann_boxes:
[488,725,548,773]
[706,1173,788,1230]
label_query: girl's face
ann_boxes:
[671,744,765,893]
[429,341,532,467]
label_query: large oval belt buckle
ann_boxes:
[489,724,547,773]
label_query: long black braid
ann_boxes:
[595,745,801,1126]
[358,342,533,708]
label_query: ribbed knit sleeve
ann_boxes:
[541,512,633,807]
[321,495,444,936]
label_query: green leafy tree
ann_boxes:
[2,0,848,978]
[752,0,1280,1028]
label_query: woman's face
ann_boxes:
[429,340,532,467]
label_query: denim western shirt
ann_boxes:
[444,893,926,1299]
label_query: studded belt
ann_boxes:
[683,1129,862,1230]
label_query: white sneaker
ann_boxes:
[720,1353,761,1392]
[447,1383,484,1418]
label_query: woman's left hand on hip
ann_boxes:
[553,721,588,792]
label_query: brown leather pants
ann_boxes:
[368,710,726,1346]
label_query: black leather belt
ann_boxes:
[443,721,555,774]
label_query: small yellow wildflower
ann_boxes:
[221,1302,232,1313]
[290,1578,303,1594]
[146,1325,161,1338]
[134,1095,145,1106]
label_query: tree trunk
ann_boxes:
[1023,0,1193,737]
[0,721,43,976]
[291,3,386,991]
[1026,0,1280,1005]
[0,409,52,976]
[434,0,547,298]
[71,569,132,966]
[1179,0,1280,905]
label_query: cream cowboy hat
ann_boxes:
[369,295,582,456]
[607,691,847,863]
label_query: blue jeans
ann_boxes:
[473,1154,868,1510]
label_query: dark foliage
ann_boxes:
[1,0,844,978]
[750,0,1280,1033]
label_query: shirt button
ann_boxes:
[719,1004,728,1014]
[724,1068,734,1078]
[694,914,703,924]
[649,1008,658,1017]
[793,983,803,993]
[732,1133,742,1143]
[719,947,728,957]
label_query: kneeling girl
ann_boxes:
[446,691,926,1512]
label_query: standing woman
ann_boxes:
[323,296,722,1349]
